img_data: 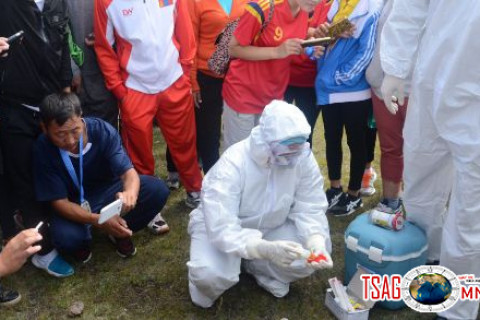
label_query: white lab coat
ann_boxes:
[381,1,480,319]
[187,101,331,308]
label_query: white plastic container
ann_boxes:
[325,267,375,320]
[325,289,370,320]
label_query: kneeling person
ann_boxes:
[187,100,333,308]
[34,93,169,262]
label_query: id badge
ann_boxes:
[81,200,92,213]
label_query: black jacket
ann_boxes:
[0,0,72,106]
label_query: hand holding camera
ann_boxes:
[1,31,25,57]
[0,37,9,55]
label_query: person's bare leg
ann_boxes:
[347,189,360,197]
[382,179,402,199]
[330,179,341,189]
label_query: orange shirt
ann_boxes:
[222,0,309,114]
[187,0,249,92]
[289,1,332,87]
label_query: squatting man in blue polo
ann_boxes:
[33,93,169,271]
[187,100,333,308]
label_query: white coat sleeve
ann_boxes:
[200,150,263,259]
[380,0,429,78]
[288,153,331,246]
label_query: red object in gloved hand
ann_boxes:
[307,252,327,263]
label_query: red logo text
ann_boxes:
[361,274,402,301]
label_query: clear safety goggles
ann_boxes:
[269,138,310,166]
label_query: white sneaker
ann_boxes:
[147,212,170,235]
[360,167,377,196]
[374,200,404,215]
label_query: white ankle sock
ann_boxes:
[33,249,58,268]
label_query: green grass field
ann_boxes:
[1,120,435,320]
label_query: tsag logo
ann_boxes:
[360,274,402,301]
[360,265,480,313]
[122,8,133,16]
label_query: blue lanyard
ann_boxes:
[59,134,84,204]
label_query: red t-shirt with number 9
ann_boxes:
[222,0,309,114]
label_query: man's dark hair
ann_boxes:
[40,93,82,127]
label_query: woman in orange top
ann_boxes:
[165,0,249,189]
[188,0,250,171]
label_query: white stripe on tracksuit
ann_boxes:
[335,12,379,84]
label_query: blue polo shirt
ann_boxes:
[34,117,133,206]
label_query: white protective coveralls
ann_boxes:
[187,100,331,308]
[381,1,480,319]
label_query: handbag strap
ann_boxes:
[260,0,275,32]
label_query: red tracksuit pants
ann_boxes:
[119,74,202,192]
[372,92,408,183]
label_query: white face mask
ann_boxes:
[269,141,310,166]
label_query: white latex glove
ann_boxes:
[305,234,333,270]
[380,74,406,115]
[246,239,304,268]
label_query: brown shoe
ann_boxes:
[108,236,136,258]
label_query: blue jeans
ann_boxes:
[50,175,169,252]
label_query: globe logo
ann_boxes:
[409,273,453,305]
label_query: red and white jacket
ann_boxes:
[94,0,195,99]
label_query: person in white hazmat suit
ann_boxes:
[187,100,333,308]
[380,1,480,319]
